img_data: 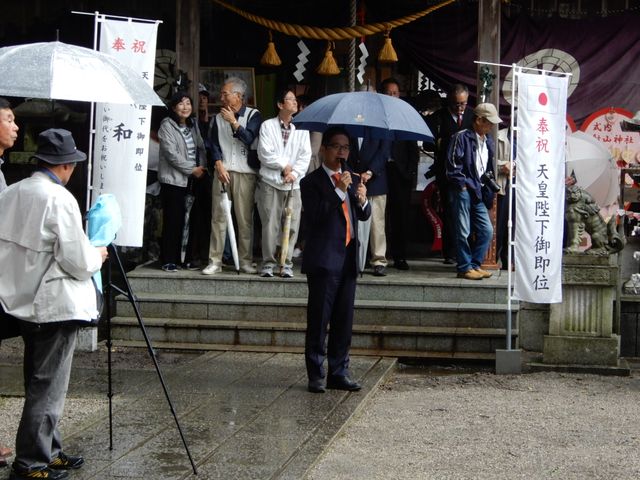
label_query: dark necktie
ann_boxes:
[457,114,463,128]
[332,173,352,246]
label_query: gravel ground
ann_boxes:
[307,363,640,480]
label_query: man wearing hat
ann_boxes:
[446,103,502,280]
[0,128,108,480]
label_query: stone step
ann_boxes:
[112,340,500,361]
[115,293,518,328]
[110,317,517,355]
[124,264,513,304]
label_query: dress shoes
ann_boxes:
[372,265,387,277]
[307,378,326,393]
[393,259,409,270]
[326,375,361,391]
[443,257,456,265]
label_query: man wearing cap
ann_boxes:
[0,129,108,480]
[446,103,502,280]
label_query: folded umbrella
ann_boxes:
[279,183,294,268]
[87,194,123,291]
[220,184,240,273]
[180,192,195,264]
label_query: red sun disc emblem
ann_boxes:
[538,92,548,106]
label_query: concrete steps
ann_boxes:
[110,260,518,360]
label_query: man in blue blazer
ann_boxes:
[301,126,371,393]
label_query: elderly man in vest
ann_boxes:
[0,129,108,480]
[203,77,263,275]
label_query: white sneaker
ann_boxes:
[241,264,257,274]
[202,263,221,275]
[280,266,294,278]
[260,265,274,277]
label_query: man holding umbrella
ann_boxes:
[0,129,108,480]
[301,126,370,393]
[256,89,311,278]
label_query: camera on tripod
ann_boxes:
[481,170,501,193]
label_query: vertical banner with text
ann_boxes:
[513,71,569,303]
[92,18,159,246]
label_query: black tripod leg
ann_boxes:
[105,255,114,451]
[107,245,198,475]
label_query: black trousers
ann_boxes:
[304,243,357,381]
[160,183,187,266]
[436,179,456,261]
[387,165,412,262]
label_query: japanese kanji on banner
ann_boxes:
[92,18,159,246]
[513,71,569,303]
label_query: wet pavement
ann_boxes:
[0,341,394,480]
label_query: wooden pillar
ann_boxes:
[176,0,200,101]
[478,0,501,269]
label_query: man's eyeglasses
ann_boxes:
[327,144,350,153]
[452,102,467,107]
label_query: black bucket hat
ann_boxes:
[31,128,87,164]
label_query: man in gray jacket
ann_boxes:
[0,129,107,480]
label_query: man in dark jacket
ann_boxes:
[301,126,371,393]
[426,84,474,264]
[380,78,420,270]
[446,103,502,280]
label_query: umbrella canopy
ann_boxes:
[0,41,164,106]
[292,91,433,142]
[565,131,618,208]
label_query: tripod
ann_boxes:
[104,244,197,475]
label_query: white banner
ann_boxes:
[513,71,569,303]
[92,18,159,246]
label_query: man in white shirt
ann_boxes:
[256,89,311,278]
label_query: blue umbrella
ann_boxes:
[292,91,433,142]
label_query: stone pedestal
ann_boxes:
[76,327,98,352]
[543,255,620,367]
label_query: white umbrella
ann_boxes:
[0,41,163,106]
[566,131,618,208]
[357,217,371,276]
[220,184,240,273]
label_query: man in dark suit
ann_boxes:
[380,78,420,270]
[301,126,371,394]
[347,129,390,276]
[426,84,474,264]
